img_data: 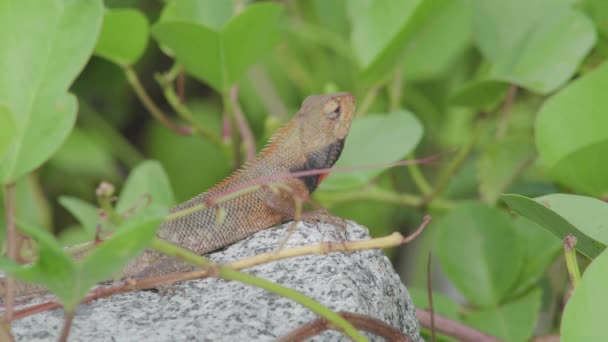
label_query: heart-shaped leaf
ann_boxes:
[472,0,596,93]
[0,0,104,184]
[320,111,423,191]
[152,3,284,92]
[116,160,175,213]
[348,0,447,85]
[536,62,608,195]
[94,8,149,66]
[436,203,523,307]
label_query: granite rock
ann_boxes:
[11,220,421,341]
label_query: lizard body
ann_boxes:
[3,92,355,297]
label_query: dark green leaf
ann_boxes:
[59,196,99,236]
[465,288,542,342]
[436,203,523,307]
[478,136,535,204]
[449,80,508,111]
[116,160,175,213]
[510,217,561,295]
[0,222,77,308]
[94,8,149,66]
[501,194,606,258]
[76,208,166,303]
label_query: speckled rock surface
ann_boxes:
[11,220,421,341]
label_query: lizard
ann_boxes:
[2,91,355,298]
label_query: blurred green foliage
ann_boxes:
[1,0,608,340]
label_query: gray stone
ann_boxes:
[11,220,421,341]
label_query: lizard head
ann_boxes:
[297,91,355,149]
[288,92,355,191]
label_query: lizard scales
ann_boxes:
[120,92,355,278]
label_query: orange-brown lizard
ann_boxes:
[4,92,355,296]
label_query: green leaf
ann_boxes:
[152,3,284,92]
[320,111,423,191]
[510,217,561,295]
[409,288,460,342]
[0,208,165,310]
[0,0,104,184]
[348,0,448,85]
[534,194,608,246]
[0,106,15,159]
[145,116,230,201]
[582,0,608,38]
[401,0,472,81]
[535,62,608,195]
[436,203,523,307]
[472,0,596,93]
[501,194,606,258]
[49,127,115,177]
[0,222,77,308]
[562,249,608,341]
[478,136,535,204]
[449,80,508,111]
[94,8,149,66]
[59,196,99,236]
[464,288,542,342]
[160,0,232,30]
[116,160,175,213]
[75,208,166,304]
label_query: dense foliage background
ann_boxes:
[1,0,608,340]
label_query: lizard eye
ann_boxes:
[325,100,341,120]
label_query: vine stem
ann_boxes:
[563,234,581,288]
[123,66,192,136]
[3,183,17,321]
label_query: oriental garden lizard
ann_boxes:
[2,92,355,298]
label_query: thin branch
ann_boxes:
[425,123,482,204]
[148,239,367,341]
[356,84,381,116]
[496,85,518,139]
[277,311,412,342]
[177,70,186,104]
[426,254,435,342]
[58,310,75,342]
[247,65,288,120]
[0,317,14,342]
[154,72,224,146]
[407,154,433,196]
[389,64,404,112]
[3,183,16,321]
[12,217,432,321]
[416,308,502,342]
[230,86,257,162]
[123,66,192,136]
